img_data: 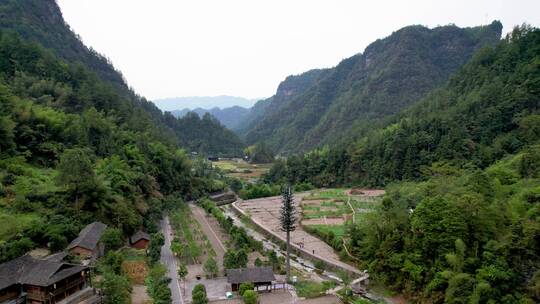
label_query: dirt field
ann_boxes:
[131,284,150,304]
[236,195,358,274]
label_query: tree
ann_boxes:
[56,148,100,212]
[146,264,172,304]
[242,290,258,304]
[177,263,188,294]
[238,282,254,296]
[149,232,165,265]
[279,184,296,281]
[101,228,124,252]
[203,257,219,278]
[254,257,263,267]
[224,249,248,269]
[192,284,208,304]
[101,273,131,304]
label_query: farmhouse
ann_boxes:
[0,255,90,304]
[226,267,276,292]
[130,231,151,249]
[68,221,107,260]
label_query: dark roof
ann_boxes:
[130,231,150,244]
[226,267,275,284]
[0,255,88,289]
[43,251,68,262]
[68,221,107,251]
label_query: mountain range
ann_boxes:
[171,106,250,130]
[154,96,258,112]
[239,22,503,154]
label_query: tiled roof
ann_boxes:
[226,267,275,284]
[0,255,88,289]
[68,222,107,251]
[130,231,150,244]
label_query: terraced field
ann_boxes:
[212,159,272,182]
[300,188,384,238]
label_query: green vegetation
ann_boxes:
[294,280,336,298]
[203,256,219,278]
[244,22,502,154]
[223,248,248,269]
[200,199,263,252]
[238,282,254,296]
[242,290,258,304]
[192,284,208,304]
[262,26,540,302]
[148,233,165,265]
[145,264,172,304]
[0,0,237,262]
[244,142,275,163]
[170,204,215,264]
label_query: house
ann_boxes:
[226,267,276,292]
[130,231,151,249]
[0,255,90,304]
[68,222,107,260]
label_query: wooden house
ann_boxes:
[129,231,151,249]
[68,222,107,260]
[0,255,90,304]
[226,267,276,292]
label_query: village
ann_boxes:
[0,186,384,304]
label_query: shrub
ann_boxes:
[203,257,219,278]
[242,290,258,304]
[192,284,208,304]
[101,228,124,252]
[238,282,254,296]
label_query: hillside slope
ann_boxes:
[0,0,244,156]
[244,22,502,153]
[265,25,540,303]
[172,106,251,130]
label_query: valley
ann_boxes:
[0,1,538,304]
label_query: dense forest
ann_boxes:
[0,0,233,262]
[264,26,540,302]
[0,0,244,157]
[242,22,503,154]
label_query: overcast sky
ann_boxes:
[57,0,540,101]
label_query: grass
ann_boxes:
[0,211,41,242]
[294,280,337,298]
[170,204,212,264]
[307,225,346,237]
[212,159,272,182]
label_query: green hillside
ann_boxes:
[0,0,233,261]
[264,26,540,302]
[243,22,502,154]
[0,0,244,157]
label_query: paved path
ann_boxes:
[189,204,226,271]
[161,216,184,304]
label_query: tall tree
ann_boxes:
[279,184,297,281]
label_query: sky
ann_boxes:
[57,0,540,101]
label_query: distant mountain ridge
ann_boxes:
[154,96,259,111]
[171,106,250,130]
[241,21,503,154]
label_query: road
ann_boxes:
[160,216,184,304]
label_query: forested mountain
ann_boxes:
[0,0,244,156]
[0,0,234,261]
[244,22,503,153]
[171,106,251,130]
[265,26,540,302]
